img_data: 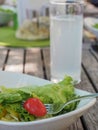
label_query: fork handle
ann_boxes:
[63,93,98,109]
[76,93,98,99]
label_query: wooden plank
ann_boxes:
[82,42,91,50]
[90,46,98,60]
[42,47,50,80]
[81,48,98,130]
[0,48,8,70]
[82,49,98,91]
[24,48,44,78]
[76,67,98,130]
[66,119,84,130]
[76,119,84,130]
[78,68,95,92]
[4,48,24,73]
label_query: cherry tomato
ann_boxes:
[23,98,47,117]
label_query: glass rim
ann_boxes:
[50,0,84,5]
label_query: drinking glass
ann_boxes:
[50,0,84,83]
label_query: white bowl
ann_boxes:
[0,71,96,130]
[84,17,98,38]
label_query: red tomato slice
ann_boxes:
[23,98,47,117]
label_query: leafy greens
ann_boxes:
[0,76,78,122]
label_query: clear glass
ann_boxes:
[50,0,84,83]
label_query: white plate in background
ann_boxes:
[84,17,98,38]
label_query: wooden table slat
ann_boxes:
[76,68,98,130]
[90,46,98,60]
[25,48,44,78]
[0,49,8,70]
[82,49,98,91]
[42,48,50,80]
[4,49,24,73]
[66,119,84,130]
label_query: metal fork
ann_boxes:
[45,93,98,115]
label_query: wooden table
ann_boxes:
[0,37,98,130]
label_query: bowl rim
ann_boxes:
[0,97,96,126]
[0,71,96,126]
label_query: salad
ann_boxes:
[0,76,79,122]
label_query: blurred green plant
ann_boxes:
[0,7,14,14]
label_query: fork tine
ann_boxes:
[44,104,52,113]
[44,93,98,115]
[44,104,51,108]
[44,104,49,107]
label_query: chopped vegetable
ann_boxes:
[23,98,47,117]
